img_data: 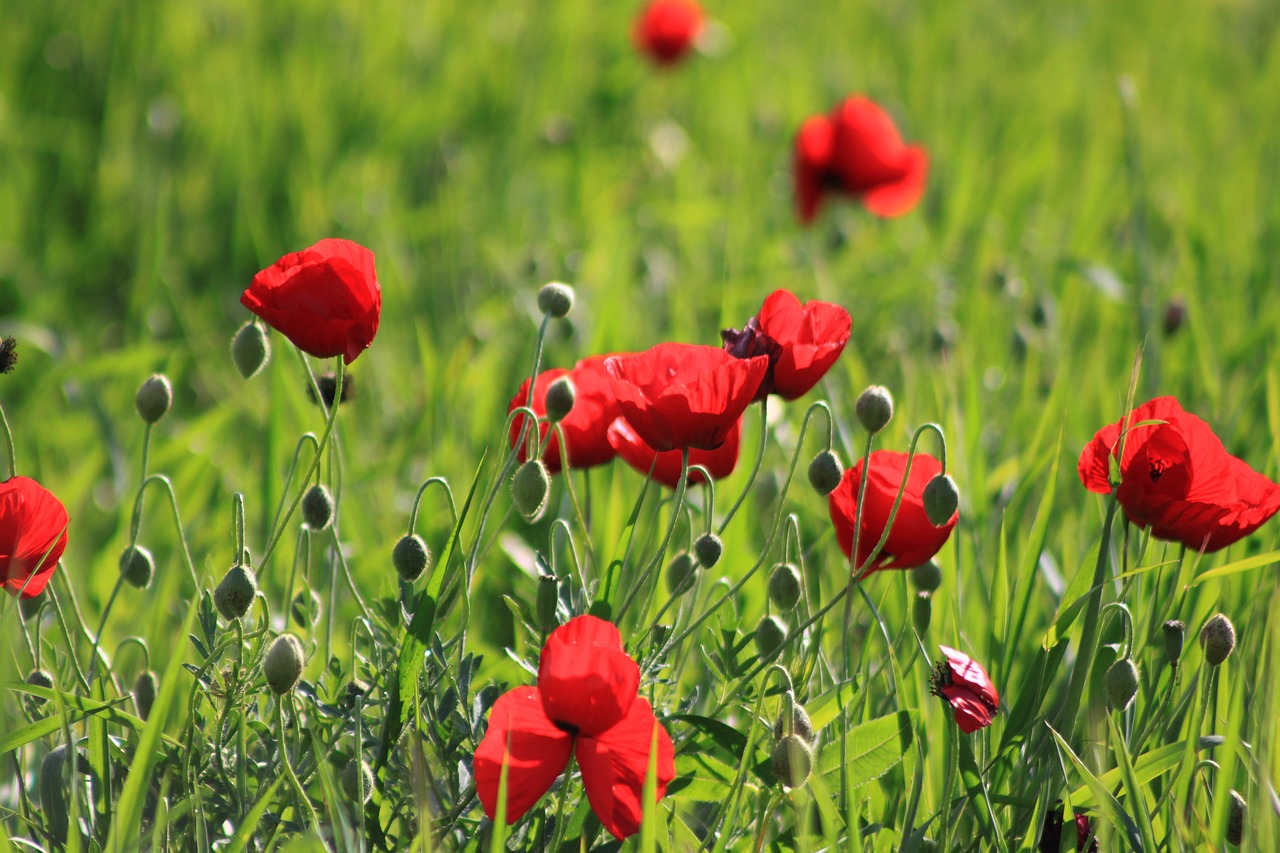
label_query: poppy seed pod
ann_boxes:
[693,532,722,568]
[392,533,431,582]
[231,321,270,379]
[214,564,257,621]
[911,560,943,592]
[767,562,803,611]
[536,282,575,318]
[263,634,305,695]
[855,385,894,434]
[1104,658,1140,712]
[301,484,334,531]
[755,615,787,661]
[772,702,817,745]
[135,374,173,424]
[133,670,157,721]
[664,551,697,596]
[1226,790,1246,846]
[535,575,559,633]
[771,734,813,788]
[342,759,375,805]
[913,591,932,634]
[808,449,844,495]
[544,376,576,423]
[1200,613,1236,666]
[922,474,960,527]
[512,460,551,522]
[118,544,155,590]
[1162,620,1186,666]
[290,589,322,627]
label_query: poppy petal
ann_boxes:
[606,416,740,488]
[0,476,69,599]
[538,616,641,738]
[575,698,676,841]
[473,687,574,825]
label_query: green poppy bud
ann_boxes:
[767,562,803,611]
[511,460,551,522]
[1162,620,1185,667]
[214,564,258,621]
[664,551,697,596]
[231,321,270,379]
[855,385,893,434]
[135,373,173,424]
[1226,789,1246,846]
[772,702,817,745]
[392,533,431,582]
[807,450,843,495]
[133,670,157,721]
[119,544,155,590]
[344,678,370,707]
[544,376,576,422]
[911,560,943,593]
[41,744,71,844]
[536,282,575,318]
[1200,613,1236,666]
[755,615,787,661]
[1104,658,1140,712]
[913,591,932,634]
[25,668,54,709]
[301,484,334,531]
[0,336,17,375]
[263,634,305,695]
[342,759,375,805]
[290,589,322,627]
[535,575,559,633]
[922,474,960,526]
[693,532,723,568]
[771,734,813,788]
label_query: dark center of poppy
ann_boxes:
[552,719,580,736]
[721,319,781,400]
[1148,459,1166,482]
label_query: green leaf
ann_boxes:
[0,691,134,754]
[817,711,914,786]
[1068,735,1223,806]
[1188,549,1280,586]
[1047,722,1143,850]
[224,778,284,853]
[1107,717,1158,850]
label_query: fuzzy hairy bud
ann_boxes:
[342,759,376,804]
[135,373,173,424]
[807,450,843,495]
[393,533,431,582]
[767,562,802,611]
[301,484,334,531]
[511,460,551,522]
[913,591,933,634]
[664,551,697,596]
[1104,658,1140,712]
[922,474,960,526]
[263,634,305,695]
[1200,613,1236,666]
[536,282,575,318]
[133,670,157,721]
[771,734,813,788]
[855,385,894,434]
[1226,790,1246,846]
[119,544,155,589]
[535,575,560,633]
[231,321,270,379]
[755,615,787,662]
[772,703,817,746]
[911,560,943,593]
[693,532,723,568]
[214,565,258,621]
[1162,620,1185,667]
[544,376,576,423]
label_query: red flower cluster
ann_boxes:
[930,645,999,733]
[242,238,381,365]
[508,356,622,473]
[633,0,703,67]
[474,616,675,840]
[722,289,852,401]
[828,451,957,573]
[794,96,928,223]
[1078,396,1280,551]
[0,476,69,600]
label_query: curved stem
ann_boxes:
[0,400,16,478]
[277,695,321,834]
[617,450,690,623]
[408,477,457,534]
[717,400,768,534]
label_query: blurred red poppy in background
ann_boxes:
[474,615,675,840]
[828,450,956,572]
[1078,395,1280,551]
[931,645,999,733]
[0,476,69,599]
[722,289,852,400]
[605,343,767,452]
[793,96,928,223]
[607,416,740,488]
[242,238,381,365]
[508,356,622,473]
[633,0,703,66]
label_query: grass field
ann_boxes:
[3,0,1280,849]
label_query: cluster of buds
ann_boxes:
[771,691,818,789]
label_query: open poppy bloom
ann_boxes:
[605,343,768,452]
[793,96,928,223]
[508,356,622,473]
[722,289,852,400]
[930,645,999,733]
[474,616,675,840]
[633,0,703,66]
[607,416,740,488]
[241,238,381,365]
[0,477,70,599]
[1077,396,1280,552]
[828,450,957,572]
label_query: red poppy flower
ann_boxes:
[0,477,69,599]
[633,0,703,66]
[793,96,928,222]
[474,616,676,840]
[607,416,740,488]
[605,343,768,452]
[828,450,957,572]
[722,289,852,400]
[930,645,999,733]
[508,356,622,473]
[241,238,381,365]
[1077,396,1280,552]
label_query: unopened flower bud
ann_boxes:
[544,376,576,422]
[767,563,802,611]
[511,460,551,522]
[290,589,322,627]
[25,668,54,707]
[263,634,305,695]
[855,385,894,434]
[1162,620,1185,666]
[664,551,697,596]
[1226,789,1246,846]
[231,321,270,379]
[135,373,173,424]
[119,544,154,589]
[345,678,371,707]
[301,484,334,531]
[0,336,17,375]
[911,560,943,592]
[1200,613,1236,666]
[537,282,575,318]
[807,450,843,495]
[214,565,258,621]
[772,701,817,745]
[913,591,932,634]
[307,372,354,408]
[19,595,43,621]
[693,532,723,568]
[1104,658,1140,712]
[922,474,960,526]
[133,670,157,721]
[755,615,787,661]
[393,533,431,582]
[536,575,559,632]
[771,734,813,788]
[342,759,375,804]
[41,744,71,844]
[1163,296,1187,337]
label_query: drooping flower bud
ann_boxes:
[511,460,551,522]
[214,564,258,621]
[133,670,157,721]
[535,575,560,633]
[231,321,270,379]
[392,533,431,582]
[913,591,932,634]
[118,545,155,590]
[911,560,943,593]
[25,668,54,706]
[344,678,371,708]
[693,532,723,568]
[536,282,575,318]
[544,376,576,422]
[1104,658,1140,712]
[290,589,322,627]
[1200,613,1236,666]
[301,484,334,531]
[1226,789,1246,846]
[855,385,894,434]
[664,551,697,596]
[755,615,787,661]
[307,372,355,408]
[772,701,817,745]
[767,562,802,611]
[135,373,173,424]
[1162,620,1185,667]
[771,734,813,788]
[263,634,305,695]
[342,759,376,804]
[807,450,843,495]
[922,474,960,526]
[41,744,71,844]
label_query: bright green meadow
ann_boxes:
[2,0,1280,850]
